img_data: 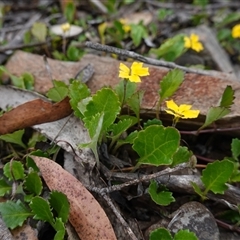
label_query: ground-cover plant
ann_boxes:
[0,156,70,240]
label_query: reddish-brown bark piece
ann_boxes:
[0,97,72,135]
[31,156,117,240]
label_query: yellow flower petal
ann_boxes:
[184,33,203,52]
[181,109,200,119]
[129,75,141,82]
[119,63,130,78]
[61,23,71,33]
[178,104,192,112]
[184,37,191,48]
[190,33,199,42]
[131,62,149,77]
[232,24,240,38]
[166,100,179,113]
[165,100,200,120]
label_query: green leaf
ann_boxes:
[171,146,192,167]
[69,80,90,118]
[117,130,139,145]
[150,228,173,240]
[30,196,55,226]
[4,161,25,181]
[114,79,137,106]
[219,85,235,108]
[54,218,66,240]
[199,107,230,130]
[0,129,26,148]
[159,69,184,101]
[46,80,69,102]
[31,22,47,42]
[22,72,34,90]
[174,229,198,240]
[67,45,83,61]
[10,75,25,88]
[130,23,147,47]
[133,125,180,166]
[150,34,186,61]
[143,118,162,128]
[83,88,121,133]
[49,191,70,223]
[0,178,11,196]
[231,138,240,160]
[202,160,234,194]
[80,113,104,167]
[191,182,207,200]
[109,119,132,138]
[126,90,144,118]
[118,115,138,127]
[108,118,133,150]
[0,200,32,229]
[64,2,75,23]
[148,180,175,206]
[24,172,42,195]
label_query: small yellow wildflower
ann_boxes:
[165,100,200,125]
[61,22,71,33]
[184,33,204,52]
[232,24,240,38]
[119,62,149,82]
[119,18,131,33]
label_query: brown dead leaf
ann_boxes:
[11,224,38,240]
[31,156,117,240]
[0,97,72,135]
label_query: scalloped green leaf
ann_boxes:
[0,129,26,148]
[84,88,121,132]
[159,68,184,101]
[150,228,173,240]
[0,200,32,229]
[30,196,55,226]
[109,119,132,138]
[143,118,162,128]
[220,85,235,108]
[0,178,11,196]
[171,146,192,167]
[133,125,180,166]
[46,80,68,102]
[199,107,230,130]
[69,80,91,118]
[174,229,198,240]
[202,160,234,194]
[24,172,42,196]
[148,180,175,206]
[231,138,240,160]
[4,161,25,181]
[49,191,70,223]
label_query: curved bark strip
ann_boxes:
[0,97,72,135]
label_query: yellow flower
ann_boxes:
[232,24,240,38]
[119,18,131,33]
[184,33,204,52]
[61,22,71,33]
[119,62,149,82]
[165,100,200,120]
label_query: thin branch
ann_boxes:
[102,194,138,240]
[91,164,186,195]
[84,41,225,76]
